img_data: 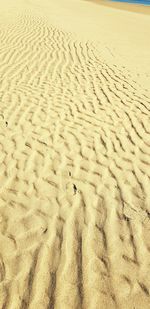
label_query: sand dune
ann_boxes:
[0,0,150,308]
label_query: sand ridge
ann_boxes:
[0,0,150,308]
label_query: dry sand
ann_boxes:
[0,0,150,308]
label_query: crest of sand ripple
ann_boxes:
[0,2,150,309]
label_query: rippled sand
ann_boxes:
[0,0,150,308]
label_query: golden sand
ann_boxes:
[0,0,150,308]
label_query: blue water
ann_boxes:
[111,0,150,5]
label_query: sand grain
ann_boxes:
[0,0,150,308]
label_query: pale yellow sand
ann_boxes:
[0,0,150,308]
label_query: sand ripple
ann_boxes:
[0,1,150,308]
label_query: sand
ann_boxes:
[0,0,150,308]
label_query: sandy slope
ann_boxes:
[0,0,150,308]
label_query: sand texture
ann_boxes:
[0,0,150,308]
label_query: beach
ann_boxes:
[88,0,150,15]
[0,0,150,308]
